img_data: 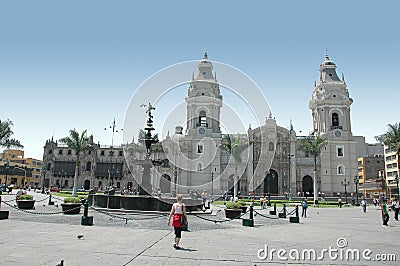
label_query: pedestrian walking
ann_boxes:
[381,198,389,226]
[167,194,188,249]
[301,198,308,218]
[338,197,343,208]
[361,198,367,213]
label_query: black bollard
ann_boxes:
[269,202,277,215]
[48,194,54,205]
[81,199,93,226]
[279,203,287,218]
[0,196,10,220]
[83,200,89,217]
[243,205,254,227]
[290,205,300,223]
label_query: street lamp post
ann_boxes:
[395,175,399,199]
[266,170,272,206]
[211,168,216,202]
[353,175,359,205]
[42,167,47,194]
[4,161,9,187]
[288,154,294,201]
[341,178,350,204]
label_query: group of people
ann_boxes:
[381,197,399,226]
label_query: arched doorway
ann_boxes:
[160,174,171,193]
[263,169,279,195]
[302,175,313,196]
[84,180,90,190]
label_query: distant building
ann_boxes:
[357,155,385,198]
[383,145,399,198]
[42,137,135,191]
[0,149,42,188]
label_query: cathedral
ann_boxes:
[43,53,376,197]
[136,53,368,197]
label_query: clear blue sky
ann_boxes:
[1,0,399,160]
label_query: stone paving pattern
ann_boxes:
[0,192,399,265]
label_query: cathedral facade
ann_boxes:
[43,53,373,197]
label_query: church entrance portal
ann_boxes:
[302,175,313,197]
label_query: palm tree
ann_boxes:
[0,119,23,149]
[59,129,93,196]
[299,134,327,203]
[220,134,250,198]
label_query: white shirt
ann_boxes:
[173,202,184,214]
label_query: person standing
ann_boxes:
[301,198,308,218]
[167,194,188,249]
[381,198,389,226]
[361,198,367,213]
[201,190,208,209]
[338,197,343,208]
[393,198,399,221]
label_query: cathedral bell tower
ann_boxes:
[186,52,222,134]
[309,52,357,196]
[181,53,222,192]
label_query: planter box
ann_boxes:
[240,206,248,213]
[225,209,242,219]
[16,200,36,209]
[61,203,82,214]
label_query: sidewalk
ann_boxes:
[1,194,399,265]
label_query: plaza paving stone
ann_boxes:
[0,191,399,265]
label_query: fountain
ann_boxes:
[90,103,203,211]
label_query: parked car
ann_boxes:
[50,187,60,192]
[77,187,85,192]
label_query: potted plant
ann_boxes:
[16,194,35,209]
[61,196,82,214]
[224,201,243,219]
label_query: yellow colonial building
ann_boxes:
[0,149,42,188]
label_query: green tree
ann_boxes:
[0,119,23,149]
[299,134,327,203]
[59,129,93,196]
[220,134,250,198]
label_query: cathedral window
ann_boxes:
[197,162,203,172]
[58,150,63,155]
[68,150,72,155]
[197,143,203,154]
[332,113,339,127]
[199,110,207,127]
[337,146,344,157]
[86,161,91,171]
[268,142,274,151]
[337,164,345,175]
